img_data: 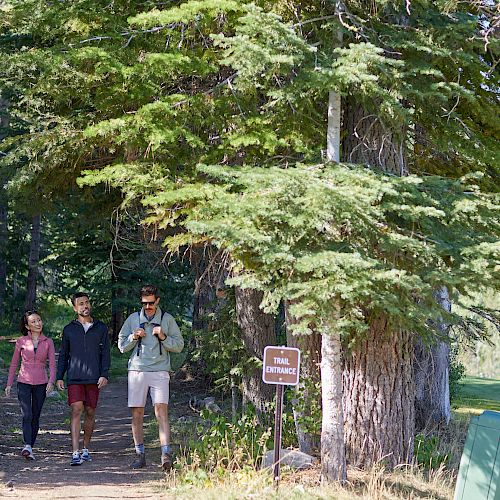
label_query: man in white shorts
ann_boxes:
[118,284,184,471]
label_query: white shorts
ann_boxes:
[128,370,170,408]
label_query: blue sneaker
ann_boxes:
[81,448,92,462]
[70,451,83,466]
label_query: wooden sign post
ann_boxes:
[262,346,301,486]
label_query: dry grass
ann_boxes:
[147,409,469,499]
[143,376,490,499]
[150,461,455,500]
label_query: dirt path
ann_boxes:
[0,376,201,499]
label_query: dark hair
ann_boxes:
[72,292,90,305]
[20,310,40,336]
[140,285,158,299]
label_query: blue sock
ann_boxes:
[135,443,145,454]
[161,445,171,455]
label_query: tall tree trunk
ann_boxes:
[343,318,414,468]
[0,96,9,318]
[24,214,41,311]
[321,45,347,478]
[327,91,341,163]
[0,195,7,318]
[320,321,346,482]
[342,100,414,468]
[235,286,276,420]
[414,287,451,430]
[285,301,321,454]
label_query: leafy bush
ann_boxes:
[190,290,248,393]
[414,434,449,470]
[190,408,272,470]
[287,378,321,444]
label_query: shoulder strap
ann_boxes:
[158,311,167,356]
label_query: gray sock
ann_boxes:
[161,445,171,455]
[135,443,145,454]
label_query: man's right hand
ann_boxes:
[56,380,65,391]
[133,328,146,341]
[5,386,11,397]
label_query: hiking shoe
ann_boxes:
[81,448,92,462]
[161,452,173,472]
[130,453,146,469]
[70,451,83,466]
[21,445,32,459]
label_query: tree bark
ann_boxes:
[235,286,276,420]
[343,317,414,468]
[320,323,346,482]
[342,100,414,469]
[343,100,408,175]
[327,91,341,163]
[0,96,9,318]
[285,301,321,454]
[0,196,7,318]
[414,287,451,430]
[24,214,41,311]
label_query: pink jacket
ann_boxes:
[7,333,56,387]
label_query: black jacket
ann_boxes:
[56,320,111,385]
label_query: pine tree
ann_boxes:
[1,0,499,480]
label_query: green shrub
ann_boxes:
[414,434,449,470]
[190,408,272,470]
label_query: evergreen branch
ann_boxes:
[291,15,338,28]
[464,306,500,333]
[71,25,177,48]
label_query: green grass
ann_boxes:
[108,345,130,380]
[454,376,500,414]
[0,335,16,369]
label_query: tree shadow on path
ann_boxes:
[0,378,169,498]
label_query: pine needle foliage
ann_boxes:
[0,0,498,344]
[136,162,499,342]
[2,0,498,201]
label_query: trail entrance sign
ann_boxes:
[262,346,301,486]
[262,346,300,385]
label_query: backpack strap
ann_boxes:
[156,312,166,355]
[138,311,166,356]
[136,312,143,357]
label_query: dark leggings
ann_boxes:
[17,382,47,447]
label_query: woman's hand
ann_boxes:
[5,386,11,397]
[46,383,54,394]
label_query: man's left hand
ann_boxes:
[97,377,108,389]
[152,326,166,341]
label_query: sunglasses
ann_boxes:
[141,301,156,306]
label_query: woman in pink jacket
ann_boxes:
[4,310,56,460]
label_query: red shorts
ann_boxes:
[68,384,100,409]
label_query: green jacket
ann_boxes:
[118,308,183,372]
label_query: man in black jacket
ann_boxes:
[56,292,111,466]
